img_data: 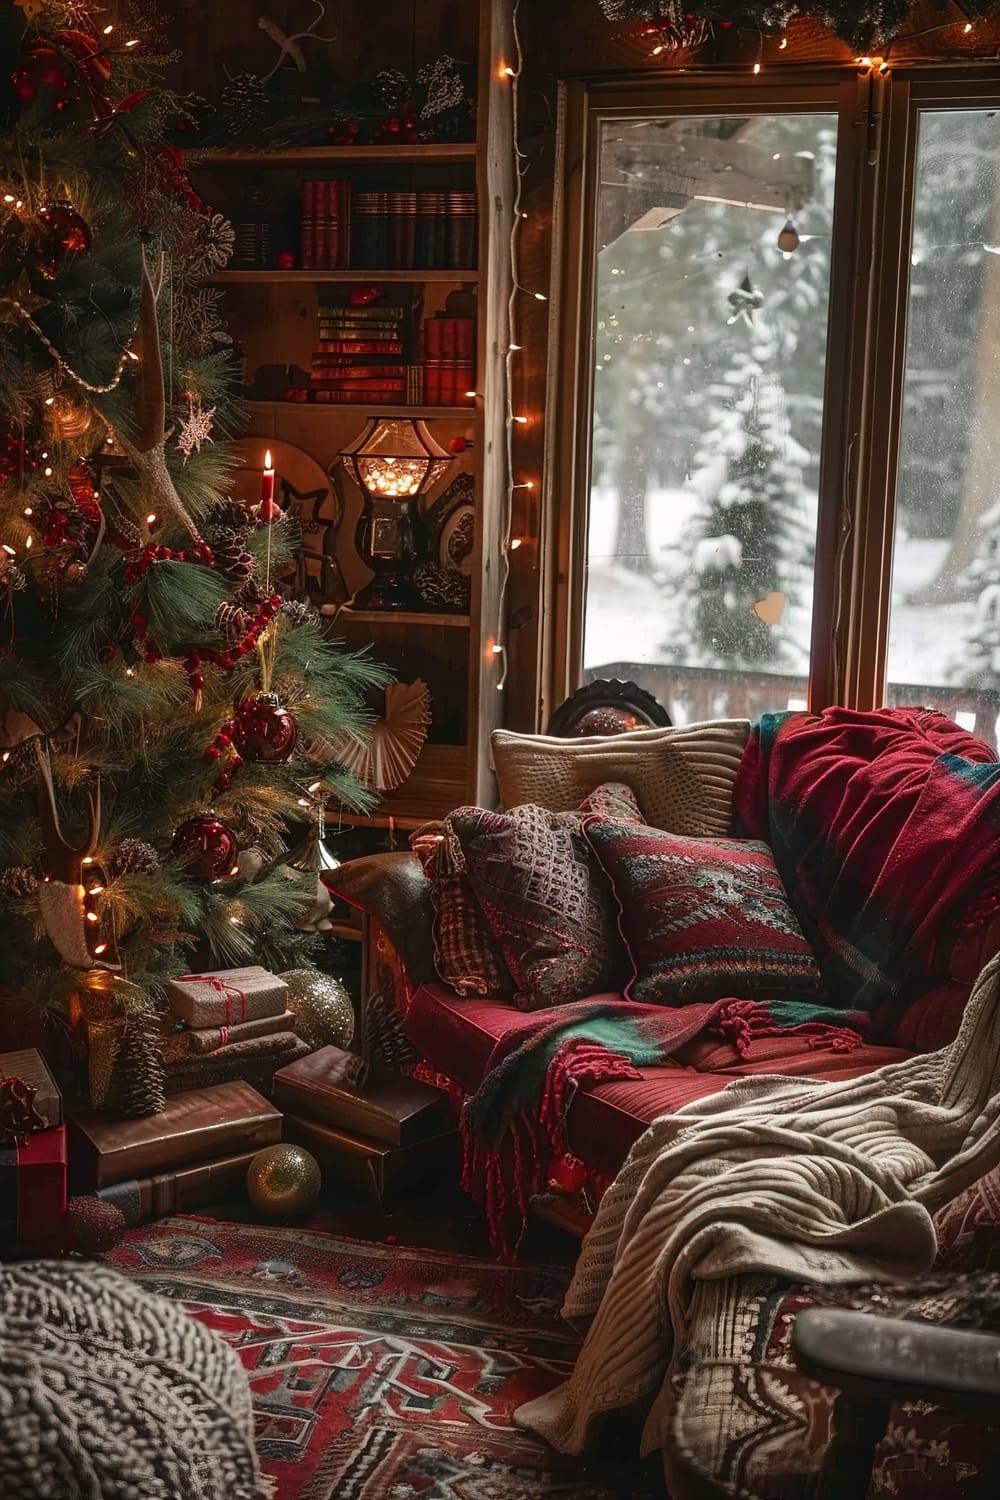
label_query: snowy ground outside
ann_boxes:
[585,485,980,722]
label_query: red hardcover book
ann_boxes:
[338,178,352,268]
[316,340,404,354]
[314,179,328,271]
[311,388,406,404]
[423,316,443,405]
[310,366,407,381]
[301,179,316,270]
[310,379,408,392]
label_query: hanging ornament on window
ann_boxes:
[777,218,800,253]
[176,392,217,462]
[170,811,240,881]
[727,271,765,326]
[232,693,298,764]
[35,199,91,279]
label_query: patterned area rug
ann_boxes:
[104,1215,664,1500]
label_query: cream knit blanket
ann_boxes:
[516,951,1000,1459]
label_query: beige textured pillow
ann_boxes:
[491,719,750,837]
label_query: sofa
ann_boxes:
[328,708,1000,1232]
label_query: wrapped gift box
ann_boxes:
[0,1125,67,1257]
[187,1010,298,1055]
[95,1149,257,1227]
[166,967,288,1028]
[282,1114,459,1205]
[273,1045,447,1146]
[164,1037,310,1098]
[0,1048,63,1130]
[69,1080,281,1188]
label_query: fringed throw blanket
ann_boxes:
[734,706,1000,1018]
[515,952,1000,1460]
[462,993,869,1255]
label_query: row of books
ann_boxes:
[310,302,407,402]
[301,180,477,272]
[423,315,476,407]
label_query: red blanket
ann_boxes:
[733,707,1000,1024]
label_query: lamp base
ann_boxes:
[351,574,423,611]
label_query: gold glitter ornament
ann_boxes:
[280,968,355,1050]
[246,1143,322,1216]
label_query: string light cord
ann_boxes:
[496,0,528,693]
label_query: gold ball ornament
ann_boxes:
[246,1143,322,1216]
[280,968,355,1050]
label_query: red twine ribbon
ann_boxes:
[178,974,247,1024]
[217,1025,230,1048]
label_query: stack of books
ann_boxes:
[309,301,407,404]
[273,1045,458,1204]
[353,189,478,271]
[158,965,309,1095]
[69,1080,282,1227]
[301,179,352,270]
[423,314,476,406]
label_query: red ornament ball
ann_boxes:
[170,812,240,880]
[66,1195,126,1254]
[36,199,92,279]
[348,285,382,307]
[11,41,76,104]
[449,436,470,455]
[232,693,297,764]
[275,249,296,269]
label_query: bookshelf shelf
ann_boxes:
[189,144,478,167]
[208,269,478,284]
[241,400,480,420]
[327,609,471,628]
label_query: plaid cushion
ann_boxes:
[411,821,513,1000]
[448,783,640,1011]
[584,821,821,1005]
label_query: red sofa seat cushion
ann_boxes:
[404,983,912,1177]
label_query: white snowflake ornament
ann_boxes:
[177,397,217,462]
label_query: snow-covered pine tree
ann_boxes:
[959,499,1000,688]
[666,339,811,669]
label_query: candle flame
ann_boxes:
[264,449,273,470]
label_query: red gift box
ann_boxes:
[0,1125,67,1258]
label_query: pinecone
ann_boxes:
[112,838,160,876]
[213,526,255,582]
[281,597,318,627]
[0,865,39,899]
[207,498,251,534]
[116,1018,167,1118]
[220,72,268,138]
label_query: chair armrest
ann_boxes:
[792,1306,1000,1413]
[323,852,436,989]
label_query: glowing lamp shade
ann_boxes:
[339,419,453,610]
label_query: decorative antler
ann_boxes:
[258,2,337,84]
[34,741,121,971]
[115,253,202,542]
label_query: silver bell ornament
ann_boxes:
[280,806,341,933]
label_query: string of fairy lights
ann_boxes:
[491,0,540,694]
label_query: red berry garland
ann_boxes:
[0,433,39,486]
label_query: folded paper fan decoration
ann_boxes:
[325,680,431,792]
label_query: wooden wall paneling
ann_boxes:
[467,0,516,805]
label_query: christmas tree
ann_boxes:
[665,337,811,670]
[0,1,385,1113]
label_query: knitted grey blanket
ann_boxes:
[0,1259,272,1499]
[516,951,1000,1459]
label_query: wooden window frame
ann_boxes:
[542,65,1000,723]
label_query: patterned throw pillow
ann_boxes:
[449,783,641,1011]
[410,821,513,1000]
[583,820,821,1005]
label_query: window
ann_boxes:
[552,71,1000,744]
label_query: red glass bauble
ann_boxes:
[170,812,240,880]
[11,42,75,104]
[348,285,382,307]
[232,694,297,763]
[37,200,92,279]
[275,249,296,269]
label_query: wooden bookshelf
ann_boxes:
[191,144,478,166]
[187,0,512,829]
[242,401,480,420]
[327,609,471,628]
[207,269,478,285]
